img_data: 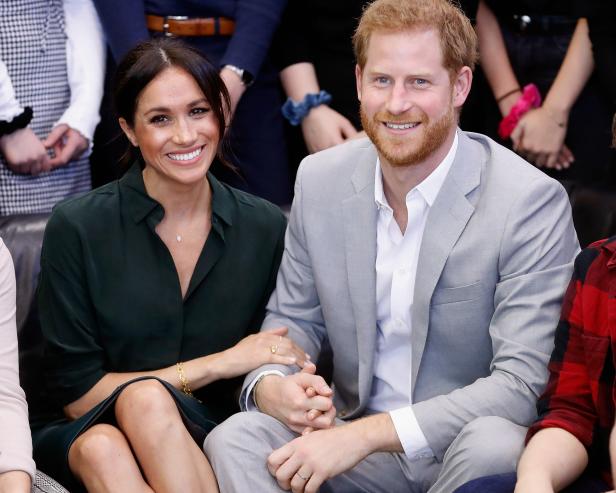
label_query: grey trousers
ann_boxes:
[204,412,526,493]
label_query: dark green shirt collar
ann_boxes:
[120,162,234,228]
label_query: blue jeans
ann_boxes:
[453,471,610,493]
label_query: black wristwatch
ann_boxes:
[224,64,254,87]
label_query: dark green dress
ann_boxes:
[32,164,286,490]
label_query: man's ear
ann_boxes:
[118,117,138,147]
[355,64,363,101]
[452,66,473,109]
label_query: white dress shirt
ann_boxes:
[0,0,105,143]
[369,133,458,459]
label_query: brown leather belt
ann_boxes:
[146,14,235,37]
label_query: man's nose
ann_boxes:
[386,83,413,115]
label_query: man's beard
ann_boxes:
[361,102,455,167]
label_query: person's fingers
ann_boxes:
[296,372,332,397]
[304,472,325,493]
[510,123,523,150]
[563,145,574,161]
[39,153,53,173]
[522,150,536,165]
[290,466,313,493]
[300,362,317,375]
[339,117,358,139]
[534,152,548,169]
[305,394,333,413]
[309,405,336,429]
[47,147,63,167]
[29,157,43,176]
[42,124,68,148]
[545,150,559,169]
[48,141,72,167]
[271,354,300,366]
[556,149,571,170]
[263,326,288,336]
[268,445,297,489]
[301,426,314,435]
[30,149,51,175]
[15,158,34,175]
[561,145,575,167]
[276,339,310,366]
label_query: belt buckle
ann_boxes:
[163,15,188,37]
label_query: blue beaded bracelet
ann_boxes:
[281,90,333,126]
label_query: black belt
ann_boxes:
[503,14,577,35]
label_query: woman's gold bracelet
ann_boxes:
[176,362,195,398]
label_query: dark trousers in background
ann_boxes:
[453,471,610,493]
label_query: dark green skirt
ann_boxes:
[32,376,218,492]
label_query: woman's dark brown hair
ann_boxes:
[113,37,232,168]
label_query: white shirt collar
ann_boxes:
[374,131,459,209]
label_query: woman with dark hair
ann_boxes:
[31,38,308,493]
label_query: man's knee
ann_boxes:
[205,411,291,458]
[447,416,526,475]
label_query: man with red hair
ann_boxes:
[205,1,579,491]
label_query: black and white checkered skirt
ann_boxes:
[0,0,91,215]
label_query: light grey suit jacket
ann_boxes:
[243,131,579,461]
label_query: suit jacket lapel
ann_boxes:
[342,146,378,406]
[411,131,483,391]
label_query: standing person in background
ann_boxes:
[473,0,614,189]
[0,0,105,216]
[91,0,292,206]
[583,0,616,186]
[275,0,479,175]
[0,239,34,493]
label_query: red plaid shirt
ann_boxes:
[527,237,616,487]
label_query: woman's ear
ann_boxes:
[118,117,138,147]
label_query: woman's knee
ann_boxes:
[69,424,128,472]
[115,379,178,425]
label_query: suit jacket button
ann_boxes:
[338,410,347,417]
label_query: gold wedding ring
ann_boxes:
[296,471,310,481]
[270,344,278,354]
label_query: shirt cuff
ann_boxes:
[61,0,105,144]
[0,61,23,122]
[244,370,285,411]
[389,406,435,460]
